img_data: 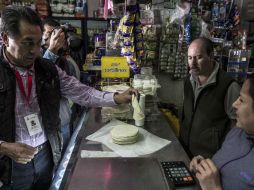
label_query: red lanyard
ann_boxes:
[15,70,33,105]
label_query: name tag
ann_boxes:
[24,113,42,136]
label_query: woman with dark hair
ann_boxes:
[190,73,254,190]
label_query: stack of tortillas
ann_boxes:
[110,124,139,145]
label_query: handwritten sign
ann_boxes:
[101,56,130,78]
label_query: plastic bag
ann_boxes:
[200,19,212,39]
[170,1,191,25]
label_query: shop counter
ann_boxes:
[50,108,201,190]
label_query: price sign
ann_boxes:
[101,56,130,78]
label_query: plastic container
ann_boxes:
[132,74,160,96]
[141,67,152,75]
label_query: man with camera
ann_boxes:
[42,18,81,154]
[0,6,138,190]
[42,18,80,78]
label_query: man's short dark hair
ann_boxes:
[0,6,42,39]
[192,37,214,56]
[42,18,60,28]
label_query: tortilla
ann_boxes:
[110,124,139,145]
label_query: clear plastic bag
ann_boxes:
[170,2,191,25]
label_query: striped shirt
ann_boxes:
[2,54,116,147]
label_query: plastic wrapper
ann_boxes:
[184,13,191,47]
[136,50,144,59]
[170,2,191,25]
[122,25,134,37]
[121,46,134,56]
[131,66,141,76]
[113,4,143,74]
[132,74,161,96]
[127,60,136,66]
[144,42,157,50]
[123,36,134,46]
[140,10,154,25]
[134,24,142,33]
[200,19,212,39]
[146,50,156,60]
[143,25,161,41]
[113,18,124,47]
[122,14,135,26]
[136,41,143,50]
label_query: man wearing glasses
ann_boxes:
[0,6,137,190]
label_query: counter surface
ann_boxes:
[59,108,201,190]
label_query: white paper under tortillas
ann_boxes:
[132,95,145,120]
[86,120,171,157]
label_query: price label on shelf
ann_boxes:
[101,56,130,78]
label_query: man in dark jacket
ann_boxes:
[180,37,240,158]
[0,6,137,190]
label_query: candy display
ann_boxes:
[113,4,144,76]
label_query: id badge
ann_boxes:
[24,113,42,136]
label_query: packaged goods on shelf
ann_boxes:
[113,4,144,75]
[94,33,106,48]
[140,9,161,25]
[142,25,161,67]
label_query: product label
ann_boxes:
[101,56,130,78]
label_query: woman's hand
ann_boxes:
[190,155,204,173]
[195,158,222,190]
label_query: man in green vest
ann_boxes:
[180,37,240,158]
